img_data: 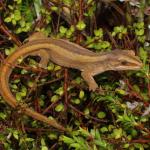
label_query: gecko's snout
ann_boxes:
[133,55,143,68]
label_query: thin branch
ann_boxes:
[0,16,22,46]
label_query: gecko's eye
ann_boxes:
[121,61,128,65]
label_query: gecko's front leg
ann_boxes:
[81,72,98,91]
[29,49,50,69]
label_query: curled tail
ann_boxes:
[0,42,66,131]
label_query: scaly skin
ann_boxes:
[0,33,143,131]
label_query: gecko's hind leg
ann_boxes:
[29,49,50,69]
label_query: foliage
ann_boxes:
[60,128,113,150]
[0,0,150,150]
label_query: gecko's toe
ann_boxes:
[39,60,49,69]
[89,84,98,91]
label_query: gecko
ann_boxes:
[0,32,142,131]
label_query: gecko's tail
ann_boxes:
[0,45,66,132]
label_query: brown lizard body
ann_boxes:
[0,33,142,131]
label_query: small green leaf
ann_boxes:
[41,138,46,145]
[135,29,144,36]
[113,128,123,139]
[8,5,13,10]
[97,111,106,119]
[27,81,34,88]
[51,95,60,102]
[75,77,82,84]
[47,62,55,71]
[79,127,90,137]
[76,21,86,31]
[94,28,103,37]
[55,103,64,112]
[41,146,48,150]
[115,89,126,95]
[14,10,21,21]
[14,0,22,4]
[100,41,110,49]
[59,26,67,34]
[134,22,144,29]
[70,25,75,32]
[87,0,93,4]
[84,108,90,115]
[39,99,45,107]
[51,6,58,11]
[0,113,7,120]
[13,79,20,84]
[10,84,18,90]
[16,92,22,101]
[100,127,108,133]
[131,129,138,137]
[139,47,147,63]
[133,85,140,93]
[112,31,116,37]
[5,47,15,55]
[54,65,61,71]
[86,4,96,17]
[21,69,28,74]
[13,130,19,140]
[66,26,75,38]
[20,86,27,97]
[71,98,80,104]
[55,87,64,96]
[24,138,34,142]
[108,125,115,131]
[12,19,16,25]
[94,41,111,50]
[134,143,144,150]
[60,135,75,144]
[137,35,145,43]
[123,143,130,148]
[19,20,25,27]
[70,143,81,149]
[63,0,72,5]
[48,133,58,140]
[4,17,12,22]
[79,90,84,99]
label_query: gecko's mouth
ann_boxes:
[131,58,143,69]
[116,63,143,70]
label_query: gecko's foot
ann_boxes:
[89,84,98,91]
[39,59,49,69]
[95,86,104,94]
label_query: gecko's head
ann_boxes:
[109,50,143,71]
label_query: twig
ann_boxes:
[130,139,150,144]
[0,16,22,46]
[63,68,69,124]
[68,104,108,123]
[76,0,84,43]
[64,68,68,105]
[38,76,64,86]
[147,82,150,98]
[125,79,144,101]
[42,100,59,115]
